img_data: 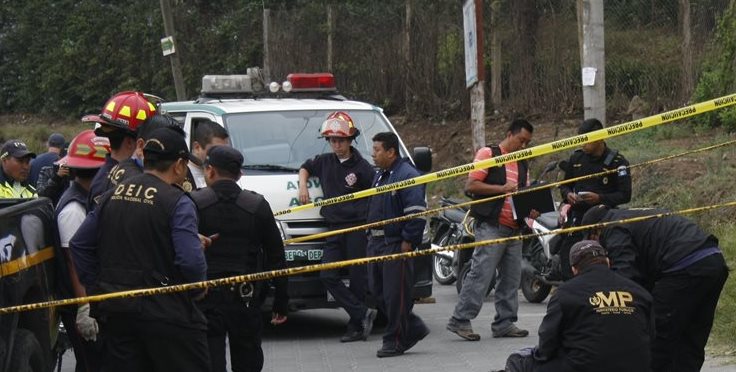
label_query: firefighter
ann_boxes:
[70,127,210,372]
[298,111,377,342]
[191,145,288,372]
[0,139,37,198]
[54,130,110,371]
[84,91,157,207]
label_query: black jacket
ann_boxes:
[560,146,631,220]
[535,265,654,372]
[191,180,289,314]
[598,208,718,288]
[300,147,374,224]
[468,145,528,225]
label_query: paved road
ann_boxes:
[59,282,735,371]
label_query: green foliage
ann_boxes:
[693,4,736,131]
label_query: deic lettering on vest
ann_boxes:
[113,183,158,204]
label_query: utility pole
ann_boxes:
[464,0,485,150]
[263,8,271,82]
[160,0,187,101]
[577,0,605,125]
[327,4,334,72]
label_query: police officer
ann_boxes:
[298,111,376,343]
[0,139,37,198]
[106,114,183,187]
[581,205,729,372]
[71,126,210,372]
[557,118,631,279]
[530,240,653,372]
[367,132,429,358]
[191,145,288,372]
[54,130,110,372]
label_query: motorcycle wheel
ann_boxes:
[521,271,552,303]
[433,254,456,285]
[456,262,495,297]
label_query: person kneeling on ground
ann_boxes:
[498,240,654,372]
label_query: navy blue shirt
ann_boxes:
[71,194,206,287]
[88,155,118,210]
[29,151,60,187]
[300,147,375,224]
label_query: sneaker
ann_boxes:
[361,308,377,339]
[446,317,480,341]
[493,324,529,338]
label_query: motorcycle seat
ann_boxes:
[444,208,467,223]
[536,211,559,229]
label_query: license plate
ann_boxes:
[284,248,323,262]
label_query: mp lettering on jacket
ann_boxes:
[588,291,635,315]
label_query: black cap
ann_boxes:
[0,140,36,160]
[580,204,612,227]
[143,127,199,164]
[48,133,65,147]
[569,240,608,267]
[578,118,604,134]
[204,145,243,176]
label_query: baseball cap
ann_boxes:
[580,204,611,227]
[578,118,604,134]
[48,133,65,148]
[143,127,199,164]
[0,140,36,160]
[204,145,243,175]
[569,240,608,267]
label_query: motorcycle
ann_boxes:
[430,197,495,295]
[520,160,567,303]
[430,197,474,286]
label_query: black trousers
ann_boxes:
[202,291,264,372]
[367,238,427,350]
[59,310,102,372]
[320,227,369,329]
[651,253,729,372]
[101,316,210,372]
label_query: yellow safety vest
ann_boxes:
[0,181,37,199]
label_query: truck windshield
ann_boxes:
[224,110,403,170]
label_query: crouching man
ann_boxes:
[499,240,654,372]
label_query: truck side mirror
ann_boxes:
[412,146,432,173]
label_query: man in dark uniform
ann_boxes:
[84,91,157,208]
[191,145,288,372]
[106,114,183,187]
[367,132,429,358]
[581,205,729,372]
[70,127,210,372]
[531,240,653,372]
[557,118,631,279]
[298,111,377,343]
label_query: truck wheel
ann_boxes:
[9,329,44,372]
[521,272,552,303]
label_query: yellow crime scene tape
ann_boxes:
[283,139,736,244]
[273,93,736,217]
[1,200,735,315]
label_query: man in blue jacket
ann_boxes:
[366,132,429,358]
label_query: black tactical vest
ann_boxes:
[469,145,528,224]
[190,181,264,278]
[108,158,143,188]
[95,173,205,327]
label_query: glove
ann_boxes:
[76,303,99,342]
